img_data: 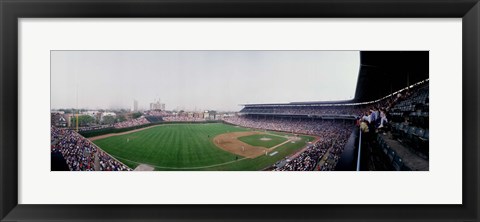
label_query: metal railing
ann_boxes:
[356,128,362,171]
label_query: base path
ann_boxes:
[134,164,155,171]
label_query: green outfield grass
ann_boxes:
[238,134,288,148]
[93,123,315,171]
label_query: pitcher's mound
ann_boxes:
[134,164,155,171]
[260,137,272,141]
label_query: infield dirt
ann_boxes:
[213,131,298,158]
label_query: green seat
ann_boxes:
[393,156,404,171]
[388,149,396,162]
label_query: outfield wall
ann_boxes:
[79,120,223,138]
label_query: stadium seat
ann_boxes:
[382,142,390,155]
[392,155,404,171]
[405,126,418,146]
[413,127,425,145]
[387,149,396,162]
[418,129,429,156]
[392,123,405,139]
[399,125,411,141]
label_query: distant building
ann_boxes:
[81,110,99,117]
[51,110,65,115]
[209,110,217,120]
[203,110,217,120]
[133,100,138,112]
[177,111,186,117]
[101,112,116,121]
[150,98,165,110]
[65,114,74,127]
[51,113,67,127]
[219,113,235,120]
[79,110,101,122]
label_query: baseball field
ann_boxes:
[91,123,316,171]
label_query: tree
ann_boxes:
[102,115,116,125]
[71,115,95,127]
[132,112,142,119]
[116,115,127,123]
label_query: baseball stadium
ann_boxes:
[50,51,429,171]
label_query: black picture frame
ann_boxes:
[1,0,479,221]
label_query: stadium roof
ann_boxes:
[353,51,429,102]
[242,51,429,107]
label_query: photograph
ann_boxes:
[50,50,429,171]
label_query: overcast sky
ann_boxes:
[51,51,360,112]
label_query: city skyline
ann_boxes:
[51,51,360,111]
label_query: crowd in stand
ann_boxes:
[317,130,350,171]
[239,104,386,117]
[224,116,352,171]
[97,150,130,171]
[51,127,131,171]
[239,84,420,122]
[224,117,345,136]
[144,110,168,117]
[272,121,352,171]
[358,83,429,133]
[359,107,388,130]
[354,83,430,170]
[113,116,150,129]
[77,125,113,132]
[163,116,205,122]
[227,83,430,171]
[240,106,364,116]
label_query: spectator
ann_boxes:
[51,126,131,171]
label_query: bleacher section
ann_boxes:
[388,85,429,157]
[145,115,163,123]
[51,127,132,171]
[376,134,428,170]
[365,83,429,171]
[389,85,429,125]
